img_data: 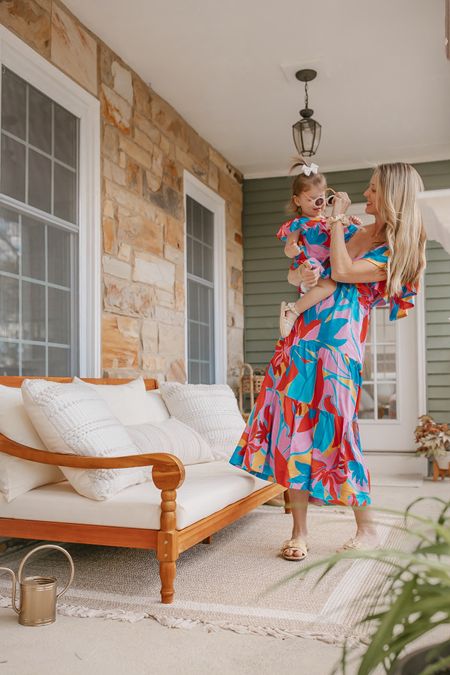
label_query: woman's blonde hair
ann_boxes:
[373,163,426,297]
[287,156,327,214]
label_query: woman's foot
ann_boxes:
[281,536,308,561]
[337,528,380,552]
[279,301,300,338]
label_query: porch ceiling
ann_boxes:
[65,0,450,177]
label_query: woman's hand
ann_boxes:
[331,191,351,216]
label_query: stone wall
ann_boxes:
[0,0,244,385]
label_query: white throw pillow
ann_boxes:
[145,390,171,423]
[21,379,148,501]
[159,383,245,460]
[73,377,156,426]
[127,418,214,466]
[0,385,64,502]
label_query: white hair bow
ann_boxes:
[299,163,319,176]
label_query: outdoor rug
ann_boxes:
[0,507,410,644]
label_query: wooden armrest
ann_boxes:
[0,433,185,490]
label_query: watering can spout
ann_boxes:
[0,567,19,614]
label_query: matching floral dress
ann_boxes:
[229,217,417,506]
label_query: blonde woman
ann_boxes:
[230,163,426,560]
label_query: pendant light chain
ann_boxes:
[304,81,309,110]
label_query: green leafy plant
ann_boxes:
[290,498,450,674]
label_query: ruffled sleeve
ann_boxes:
[389,282,418,321]
[276,217,310,242]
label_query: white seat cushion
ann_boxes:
[0,462,271,530]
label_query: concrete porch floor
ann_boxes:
[0,477,448,675]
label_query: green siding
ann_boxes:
[243,160,450,422]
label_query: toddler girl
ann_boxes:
[278,159,360,337]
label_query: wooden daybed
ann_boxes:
[0,377,286,604]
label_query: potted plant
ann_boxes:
[281,498,450,674]
[415,415,450,479]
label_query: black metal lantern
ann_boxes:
[292,69,321,157]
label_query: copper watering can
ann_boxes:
[0,544,74,626]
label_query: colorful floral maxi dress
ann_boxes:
[229,222,417,506]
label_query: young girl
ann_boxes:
[278,159,360,337]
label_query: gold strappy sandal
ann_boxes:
[280,537,308,561]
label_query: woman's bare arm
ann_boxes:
[330,220,386,284]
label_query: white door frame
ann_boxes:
[0,26,101,376]
[183,171,227,383]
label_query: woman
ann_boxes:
[229,162,426,560]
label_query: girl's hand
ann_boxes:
[285,240,301,258]
[301,261,320,287]
[331,191,351,216]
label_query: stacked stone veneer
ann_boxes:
[0,1,244,384]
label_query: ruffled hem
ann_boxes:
[229,399,371,508]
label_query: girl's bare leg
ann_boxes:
[284,278,336,325]
[284,489,309,557]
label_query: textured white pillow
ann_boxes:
[159,383,245,460]
[127,418,214,465]
[21,379,148,501]
[0,385,64,502]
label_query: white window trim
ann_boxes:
[0,26,101,376]
[184,171,227,384]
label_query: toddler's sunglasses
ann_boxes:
[313,188,336,208]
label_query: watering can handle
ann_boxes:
[0,567,18,614]
[17,545,75,599]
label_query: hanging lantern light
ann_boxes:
[292,69,321,157]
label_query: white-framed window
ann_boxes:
[184,171,227,384]
[0,27,100,376]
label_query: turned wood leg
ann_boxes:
[159,560,176,604]
[284,489,292,514]
[202,536,212,544]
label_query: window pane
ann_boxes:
[48,346,71,376]
[361,345,373,381]
[29,86,52,154]
[0,341,19,375]
[203,209,214,246]
[198,284,210,324]
[1,134,25,201]
[48,287,70,344]
[193,240,202,277]
[0,276,19,338]
[377,383,396,419]
[203,246,213,282]
[186,196,193,235]
[28,149,51,212]
[22,281,45,341]
[48,226,70,286]
[189,321,199,360]
[359,383,375,419]
[54,163,76,223]
[22,343,46,376]
[186,236,193,275]
[54,104,77,168]
[200,362,211,385]
[375,308,395,343]
[189,360,199,385]
[199,323,210,361]
[187,281,198,321]
[377,345,396,380]
[0,207,19,274]
[192,201,202,240]
[1,67,26,140]
[22,217,45,281]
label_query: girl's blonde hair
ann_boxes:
[373,163,426,297]
[288,156,327,215]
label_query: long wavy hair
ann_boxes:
[373,163,426,296]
